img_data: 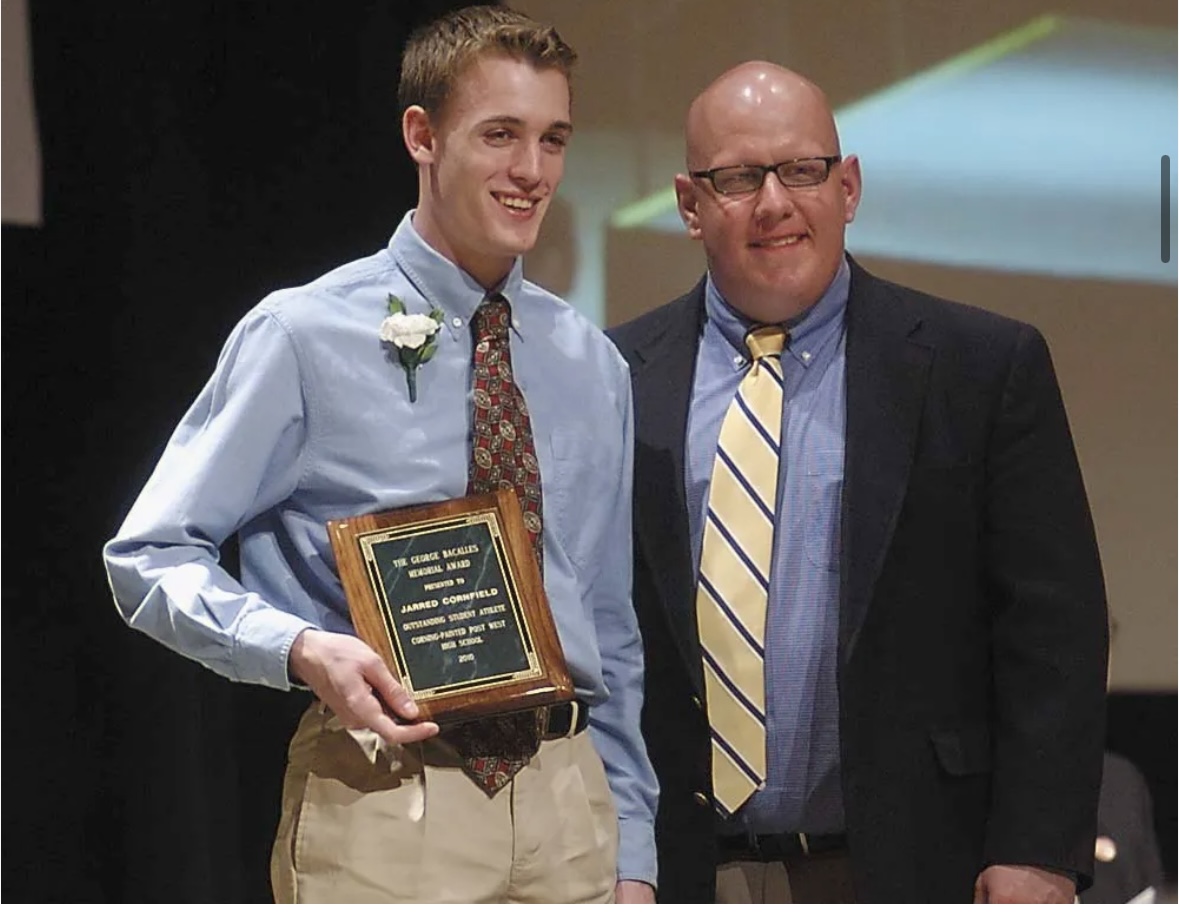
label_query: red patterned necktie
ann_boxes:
[466,295,544,568]
[448,294,544,795]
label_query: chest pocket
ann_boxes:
[805,448,844,571]
[546,424,606,573]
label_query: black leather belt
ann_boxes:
[718,831,848,863]
[539,699,589,740]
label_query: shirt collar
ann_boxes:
[388,211,528,340]
[704,256,850,369]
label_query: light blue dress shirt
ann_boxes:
[103,212,658,884]
[686,259,849,835]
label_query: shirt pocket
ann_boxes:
[805,448,844,571]
[546,424,605,573]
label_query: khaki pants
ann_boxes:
[716,854,855,903]
[271,702,618,903]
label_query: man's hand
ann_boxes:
[973,864,1075,903]
[615,880,656,903]
[289,629,439,745]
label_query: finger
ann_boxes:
[343,688,436,745]
[328,692,380,731]
[972,874,987,904]
[366,658,421,721]
[363,700,438,745]
[374,719,440,745]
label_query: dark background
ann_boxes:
[2,1,1174,902]
[2,2,464,901]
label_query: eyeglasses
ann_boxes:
[689,155,842,196]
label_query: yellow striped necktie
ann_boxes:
[696,325,787,815]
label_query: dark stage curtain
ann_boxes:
[3,2,467,902]
[4,1,1175,903]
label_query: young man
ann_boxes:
[608,61,1107,903]
[103,6,656,903]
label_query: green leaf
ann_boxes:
[428,307,445,324]
[419,340,438,363]
[387,294,405,315]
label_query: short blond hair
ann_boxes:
[398,5,577,117]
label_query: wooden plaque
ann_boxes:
[326,489,573,724]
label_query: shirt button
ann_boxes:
[512,318,520,329]
[802,351,812,362]
[733,355,746,367]
[451,317,463,328]
[692,791,710,807]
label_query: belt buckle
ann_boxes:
[563,699,581,738]
[538,701,579,741]
[553,700,580,739]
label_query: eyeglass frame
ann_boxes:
[688,155,843,196]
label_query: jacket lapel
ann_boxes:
[629,281,708,695]
[840,260,933,663]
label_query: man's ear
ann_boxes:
[403,105,437,165]
[675,174,703,240]
[839,153,863,225]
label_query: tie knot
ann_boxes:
[745,326,787,361]
[474,295,512,341]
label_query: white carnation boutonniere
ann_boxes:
[380,295,444,403]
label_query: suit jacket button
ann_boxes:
[692,695,703,710]
[692,791,710,807]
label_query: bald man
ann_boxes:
[607,62,1108,903]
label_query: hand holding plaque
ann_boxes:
[326,489,574,725]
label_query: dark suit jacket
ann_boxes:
[607,259,1109,902]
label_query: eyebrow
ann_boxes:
[479,115,573,135]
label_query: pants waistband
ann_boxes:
[717,831,848,862]
[440,699,589,741]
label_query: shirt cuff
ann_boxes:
[232,606,319,689]
[616,815,658,889]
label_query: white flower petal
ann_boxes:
[380,310,439,350]
[397,332,428,348]
[379,315,401,342]
[407,314,438,334]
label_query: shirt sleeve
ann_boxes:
[103,306,316,688]
[585,360,660,888]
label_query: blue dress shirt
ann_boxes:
[103,212,658,884]
[686,259,849,835]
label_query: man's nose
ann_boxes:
[753,170,796,220]
[509,142,544,184]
